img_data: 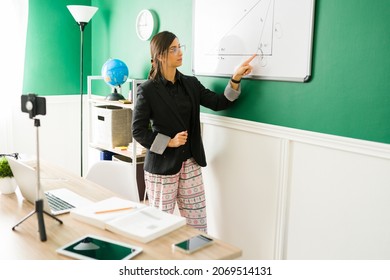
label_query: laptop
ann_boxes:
[8,157,93,215]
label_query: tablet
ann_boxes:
[56,235,143,260]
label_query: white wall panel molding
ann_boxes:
[200,113,390,160]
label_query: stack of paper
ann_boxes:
[70,197,186,243]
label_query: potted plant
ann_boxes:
[0,157,17,194]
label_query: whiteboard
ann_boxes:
[192,0,316,82]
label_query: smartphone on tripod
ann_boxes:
[13,93,62,242]
[21,94,46,119]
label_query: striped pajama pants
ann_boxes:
[144,158,207,232]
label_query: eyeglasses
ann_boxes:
[168,45,186,55]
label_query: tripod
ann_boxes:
[12,118,62,242]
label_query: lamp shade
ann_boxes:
[67,5,98,23]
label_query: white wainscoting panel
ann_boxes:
[200,113,390,260]
[12,95,82,175]
[202,121,283,260]
[285,142,390,259]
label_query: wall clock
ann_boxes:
[135,9,158,41]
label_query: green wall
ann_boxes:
[88,0,193,91]
[23,0,390,144]
[23,0,93,95]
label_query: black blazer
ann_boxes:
[132,72,235,175]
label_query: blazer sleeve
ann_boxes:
[132,83,158,150]
[132,81,175,155]
[193,77,241,111]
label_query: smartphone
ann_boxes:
[172,234,213,254]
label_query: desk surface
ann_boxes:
[0,162,241,260]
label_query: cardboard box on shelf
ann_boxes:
[91,105,132,148]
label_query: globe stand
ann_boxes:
[105,87,125,101]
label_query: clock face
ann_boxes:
[136,10,157,41]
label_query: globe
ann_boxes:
[101,58,129,87]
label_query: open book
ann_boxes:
[70,197,186,243]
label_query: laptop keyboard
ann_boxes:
[45,192,75,212]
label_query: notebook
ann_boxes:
[70,197,186,243]
[7,157,93,215]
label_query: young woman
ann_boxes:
[132,31,255,232]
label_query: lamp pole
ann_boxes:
[79,22,86,177]
[67,5,98,177]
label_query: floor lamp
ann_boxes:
[67,5,98,176]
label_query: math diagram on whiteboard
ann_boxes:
[192,0,316,82]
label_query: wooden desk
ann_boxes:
[0,162,241,260]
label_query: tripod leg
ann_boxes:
[36,200,47,241]
[12,211,36,230]
[42,210,63,224]
[12,199,62,242]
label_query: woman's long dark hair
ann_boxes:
[148,31,177,80]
